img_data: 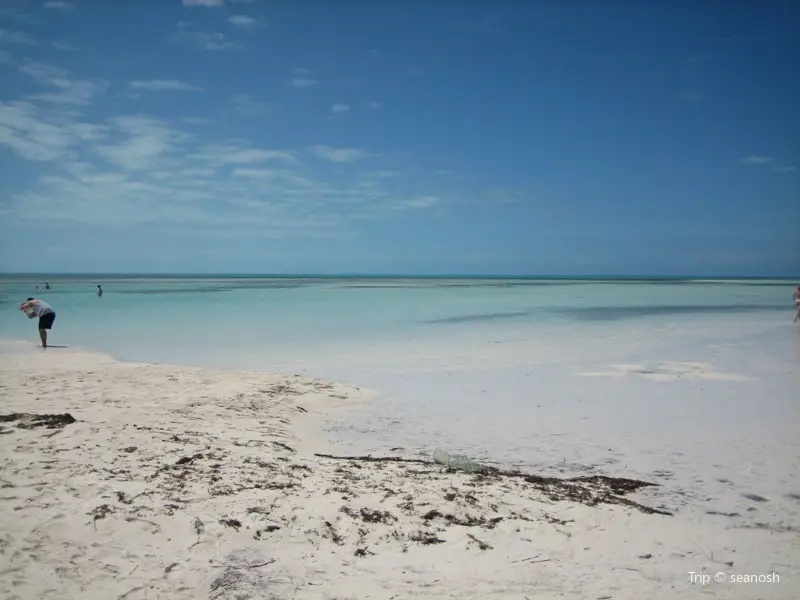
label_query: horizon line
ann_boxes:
[1,272,798,280]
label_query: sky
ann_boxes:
[0,0,798,276]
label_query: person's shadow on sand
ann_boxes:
[44,345,70,349]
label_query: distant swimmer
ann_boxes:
[97,284,103,297]
[794,284,800,323]
[44,282,50,290]
[19,297,56,348]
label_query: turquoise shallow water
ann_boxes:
[2,275,799,525]
[0,276,794,365]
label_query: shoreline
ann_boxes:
[1,345,798,599]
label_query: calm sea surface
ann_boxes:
[2,275,799,522]
[0,275,794,364]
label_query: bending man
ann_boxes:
[20,297,57,348]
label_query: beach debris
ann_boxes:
[315,452,429,465]
[193,517,205,534]
[322,520,345,545]
[219,518,242,531]
[741,493,768,502]
[707,510,741,517]
[511,555,551,564]
[208,552,282,600]
[0,412,76,430]
[467,533,493,550]
[89,503,116,530]
[341,506,398,524]
[271,441,296,453]
[175,453,204,465]
[421,510,503,529]
[409,531,446,545]
[254,525,280,539]
[315,452,671,516]
[115,491,134,504]
[433,448,487,474]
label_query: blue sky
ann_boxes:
[0,0,797,276]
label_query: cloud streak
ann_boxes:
[20,60,109,105]
[128,80,201,92]
[173,22,241,51]
[740,155,795,173]
[182,0,225,6]
[228,15,257,27]
[0,65,443,237]
[0,28,36,46]
[307,145,371,163]
[291,78,319,88]
[43,1,74,9]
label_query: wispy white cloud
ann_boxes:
[362,170,399,179]
[291,78,318,88]
[94,115,188,171]
[739,155,795,174]
[231,93,276,117]
[290,68,318,87]
[51,41,78,51]
[307,145,371,163]
[331,103,350,114]
[173,22,241,51]
[43,1,74,9]
[1,55,448,237]
[228,15,257,27]
[128,79,201,92]
[183,117,213,125]
[1,103,438,231]
[180,0,256,9]
[190,145,299,166]
[181,0,224,6]
[0,28,36,46]
[399,195,440,210]
[0,100,107,162]
[20,60,109,105]
[366,101,381,109]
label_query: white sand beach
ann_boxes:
[1,346,797,599]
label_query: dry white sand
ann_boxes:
[0,347,798,600]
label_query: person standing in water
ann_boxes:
[19,297,56,348]
[793,284,800,323]
[97,284,103,297]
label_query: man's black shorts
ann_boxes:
[39,312,56,330]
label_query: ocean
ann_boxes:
[1,275,798,494]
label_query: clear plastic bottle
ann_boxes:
[433,448,480,473]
